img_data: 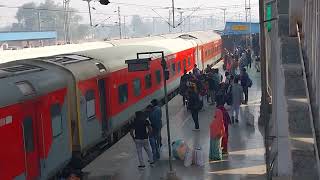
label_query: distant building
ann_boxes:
[0,31,57,50]
[222,22,260,55]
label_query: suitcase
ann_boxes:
[193,148,205,167]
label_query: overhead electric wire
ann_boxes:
[0,2,259,28]
[0,4,118,16]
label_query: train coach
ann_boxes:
[0,30,222,180]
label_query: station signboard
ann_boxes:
[125,58,151,72]
[231,25,249,31]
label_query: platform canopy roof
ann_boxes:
[223,22,260,36]
[0,31,57,41]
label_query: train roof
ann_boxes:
[161,30,221,44]
[77,38,195,72]
[108,36,166,46]
[0,59,70,107]
[0,41,114,64]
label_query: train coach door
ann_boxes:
[98,79,108,132]
[196,45,203,70]
[21,101,40,180]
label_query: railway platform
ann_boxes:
[82,67,266,180]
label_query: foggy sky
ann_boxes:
[0,0,260,28]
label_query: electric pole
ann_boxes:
[222,8,226,26]
[117,6,122,39]
[123,15,126,38]
[249,0,252,48]
[83,0,93,26]
[245,0,250,48]
[179,11,183,32]
[172,0,175,28]
[188,16,191,32]
[169,10,172,32]
[152,17,156,34]
[37,11,41,32]
[63,0,71,43]
[202,17,205,31]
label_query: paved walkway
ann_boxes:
[83,67,266,180]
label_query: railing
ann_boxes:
[297,23,320,177]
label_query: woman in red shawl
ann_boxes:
[217,105,231,155]
[209,109,226,161]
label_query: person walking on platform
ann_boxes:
[150,99,162,148]
[255,55,261,72]
[217,105,231,155]
[246,49,252,69]
[231,59,239,76]
[130,111,154,168]
[179,69,189,106]
[215,83,226,107]
[225,75,234,106]
[193,64,201,77]
[231,77,243,123]
[239,53,247,71]
[187,88,201,130]
[209,109,226,161]
[207,70,215,104]
[205,64,212,74]
[216,68,223,82]
[145,105,159,161]
[240,68,250,104]
[209,69,220,105]
[225,71,231,85]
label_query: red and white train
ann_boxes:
[0,31,222,180]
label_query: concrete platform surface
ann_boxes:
[82,68,266,180]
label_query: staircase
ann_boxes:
[275,0,320,178]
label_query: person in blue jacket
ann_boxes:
[240,68,250,104]
[149,99,162,160]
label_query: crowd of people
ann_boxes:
[129,47,256,168]
[177,47,255,160]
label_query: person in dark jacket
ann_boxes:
[187,88,201,130]
[255,56,261,72]
[240,68,250,104]
[246,49,252,68]
[145,105,159,160]
[215,83,226,107]
[180,69,189,106]
[130,111,154,168]
[150,99,162,149]
[207,70,216,104]
[193,64,200,77]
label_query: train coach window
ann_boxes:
[23,117,34,152]
[133,79,141,96]
[86,90,96,119]
[156,70,161,84]
[118,84,128,104]
[171,63,176,75]
[177,62,181,73]
[188,57,191,67]
[183,59,186,69]
[51,104,63,137]
[145,74,152,89]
